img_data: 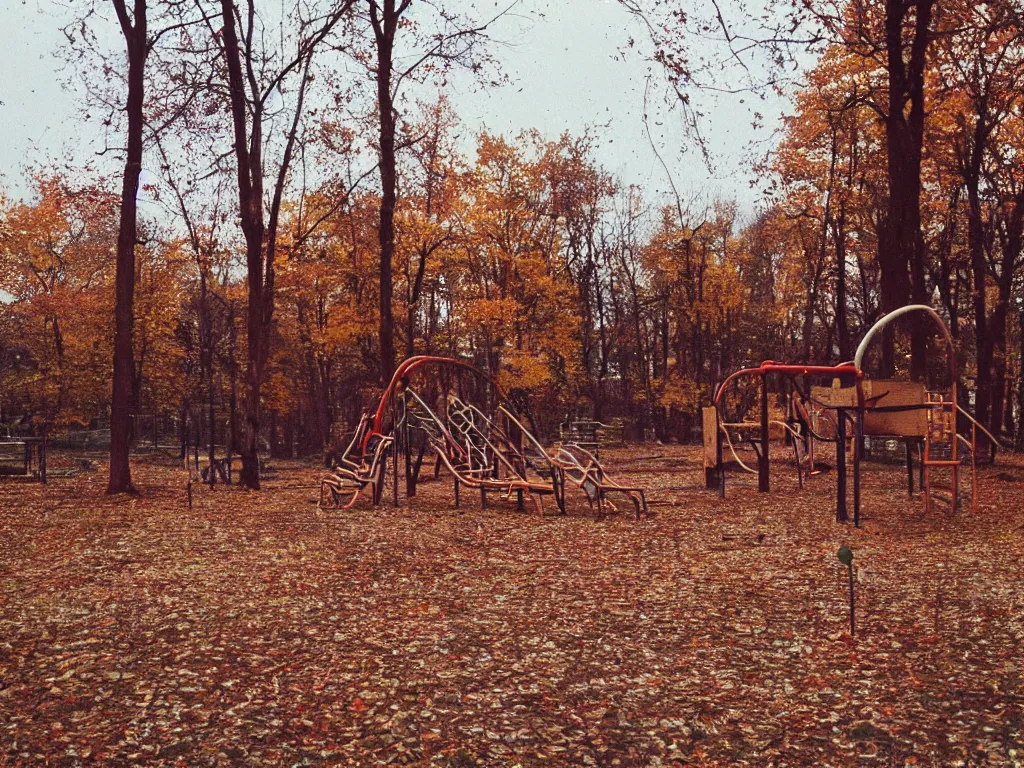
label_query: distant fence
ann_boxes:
[50,429,112,451]
[48,414,178,453]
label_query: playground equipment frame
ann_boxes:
[710,305,981,526]
[321,355,649,518]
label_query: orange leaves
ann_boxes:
[0,175,120,423]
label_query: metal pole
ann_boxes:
[918,439,924,490]
[971,422,977,511]
[759,374,770,492]
[404,391,413,498]
[716,408,725,498]
[848,563,856,636]
[836,409,847,523]
[853,408,863,528]
[950,385,959,513]
[924,404,932,516]
[392,397,399,507]
[906,440,914,498]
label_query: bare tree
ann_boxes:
[62,0,219,493]
[212,0,354,488]
[107,0,149,494]
[352,0,518,382]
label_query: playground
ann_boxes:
[2,443,1022,766]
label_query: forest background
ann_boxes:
[0,0,1022,490]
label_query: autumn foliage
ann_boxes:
[1,0,1023,456]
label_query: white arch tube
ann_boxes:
[854,304,953,373]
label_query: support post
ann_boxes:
[918,439,925,489]
[404,399,414,499]
[392,398,399,508]
[560,470,567,514]
[759,374,770,492]
[702,406,718,490]
[970,421,978,512]
[836,409,847,522]
[853,408,863,527]
[906,440,914,498]
[847,559,856,636]
[924,416,932,516]
[808,409,815,475]
[950,395,959,513]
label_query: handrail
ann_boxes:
[717,418,806,476]
[714,361,858,407]
[955,404,1009,451]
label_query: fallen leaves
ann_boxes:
[0,446,1022,766]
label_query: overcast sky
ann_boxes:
[0,0,787,215]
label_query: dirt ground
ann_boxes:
[1,444,1022,767]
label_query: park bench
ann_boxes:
[558,419,626,456]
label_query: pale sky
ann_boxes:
[0,0,786,214]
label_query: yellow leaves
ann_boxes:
[465,297,518,332]
[655,375,705,412]
[499,352,552,392]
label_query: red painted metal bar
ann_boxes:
[760,363,858,377]
[714,361,858,406]
[368,356,510,450]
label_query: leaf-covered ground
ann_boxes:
[1,445,1022,767]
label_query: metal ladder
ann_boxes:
[923,391,958,513]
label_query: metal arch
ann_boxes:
[853,304,956,378]
[851,304,960,523]
[369,356,510,443]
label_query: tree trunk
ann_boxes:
[991,203,1023,445]
[219,0,267,489]
[878,0,933,380]
[963,110,992,428]
[107,0,147,495]
[969,205,992,428]
[228,301,239,462]
[989,294,1008,445]
[1018,306,1024,451]
[372,0,399,384]
[834,207,850,360]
